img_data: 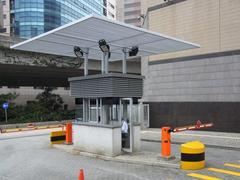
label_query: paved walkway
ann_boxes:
[141,128,240,149]
[53,144,179,169]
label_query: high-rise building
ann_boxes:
[116,0,141,27]
[106,0,116,20]
[9,0,106,38]
[0,1,3,29]
[0,0,10,35]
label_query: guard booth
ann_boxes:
[10,15,199,157]
[69,73,142,155]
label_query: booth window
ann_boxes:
[89,99,99,122]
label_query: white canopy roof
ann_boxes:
[11,15,199,61]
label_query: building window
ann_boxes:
[108,2,115,9]
[124,18,140,24]
[124,2,141,9]
[3,14,7,19]
[2,1,6,5]
[64,104,68,110]
[108,12,115,18]
[124,10,141,16]
[75,98,83,105]
[34,86,44,90]
[7,86,19,89]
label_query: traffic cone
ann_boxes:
[78,169,84,180]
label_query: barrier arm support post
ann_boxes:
[161,120,213,160]
[66,122,73,145]
[161,127,174,159]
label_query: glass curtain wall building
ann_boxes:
[10,0,104,38]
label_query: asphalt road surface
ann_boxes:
[0,129,239,180]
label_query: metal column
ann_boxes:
[122,48,127,74]
[105,53,109,74]
[101,52,106,74]
[84,48,89,76]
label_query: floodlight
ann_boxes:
[74,46,83,57]
[99,39,110,53]
[129,46,139,57]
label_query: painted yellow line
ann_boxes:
[224,163,240,169]
[208,168,240,177]
[187,173,222,180]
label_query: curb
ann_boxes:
[52,144,179,169]
[141,139,240,151]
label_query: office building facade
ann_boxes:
[116,0,141,27]
[105,0,116,19]
[141,0,240,132]
[0,0,10,35]
[9,0,105,38]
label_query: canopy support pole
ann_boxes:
[101,52,106,74]
[105,53,109,74]
[84,48,89,76]
[122,48,127,74]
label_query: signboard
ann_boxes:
[2,102,9,110]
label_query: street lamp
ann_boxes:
[99,39,110,53]
[129,46,139,57]
[99,39,111,58]
[74,46,84,57]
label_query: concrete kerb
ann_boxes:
[52,144,179,169]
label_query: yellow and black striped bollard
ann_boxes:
[180,141,205,170]
[50,130,66,144]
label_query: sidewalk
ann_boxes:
[52,144,179,169]
[141,128,240,150]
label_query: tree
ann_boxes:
[36,87,64,111]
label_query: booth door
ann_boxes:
[121,98,133,153]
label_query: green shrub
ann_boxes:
[0,89,75,124]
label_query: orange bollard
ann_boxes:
[66,122,73,145]
[161,127,171,157]
[78,169,84,180]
